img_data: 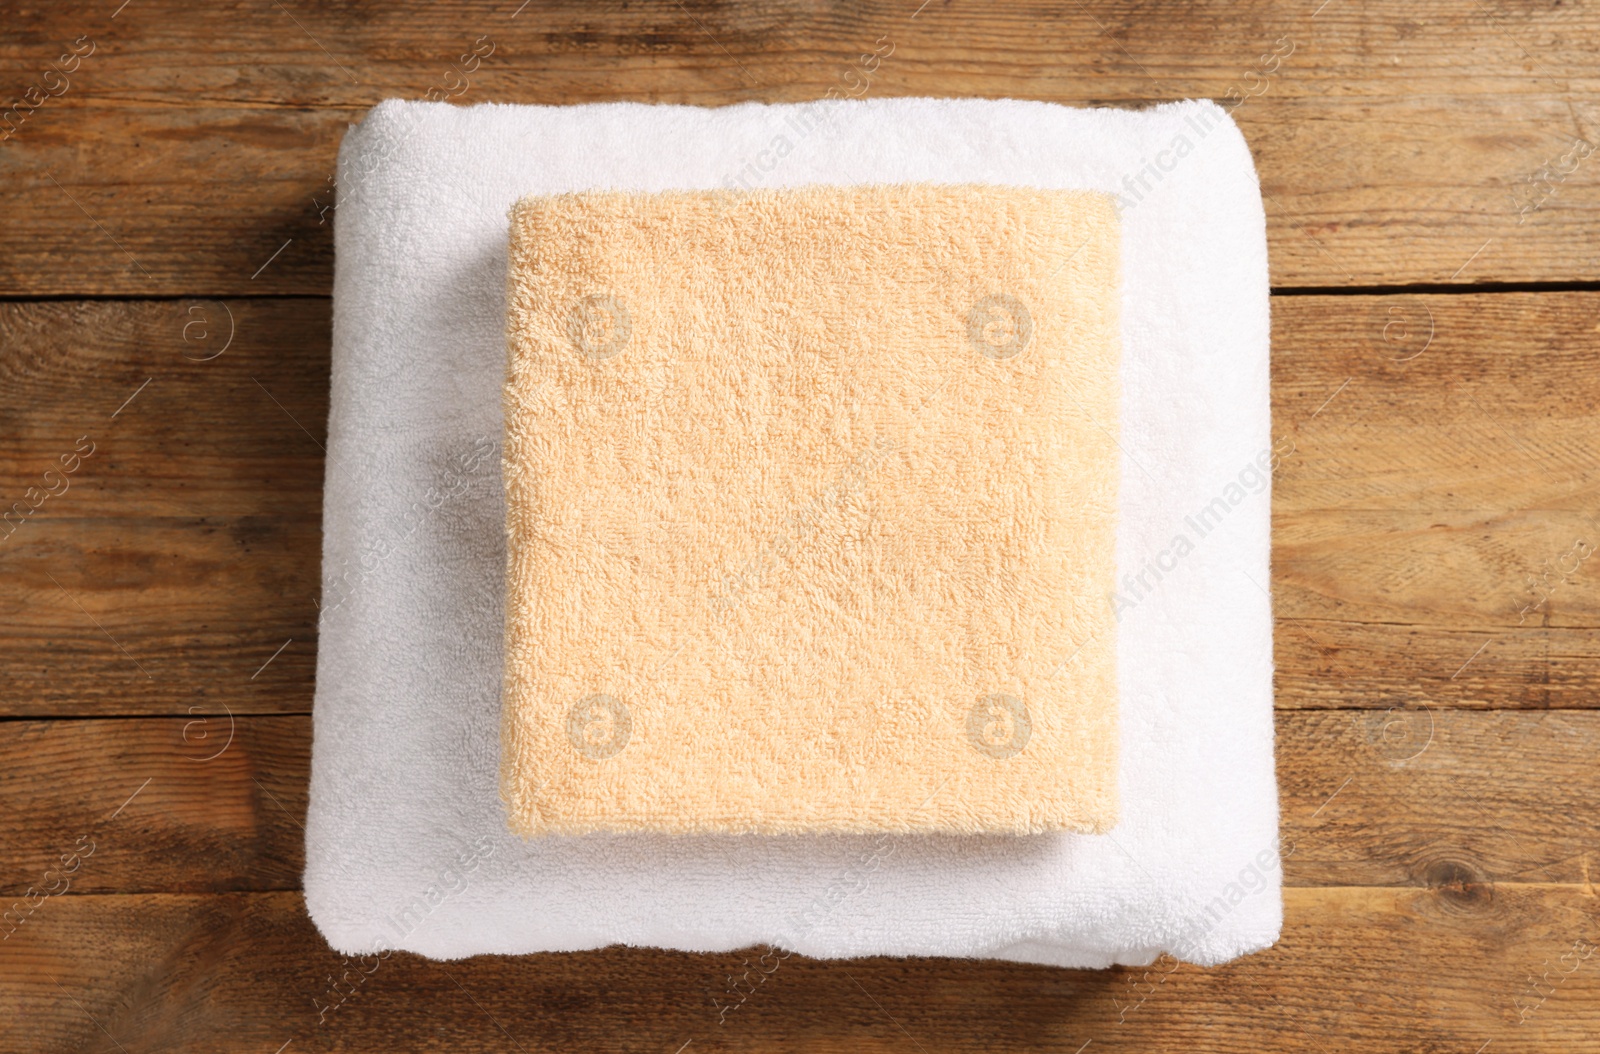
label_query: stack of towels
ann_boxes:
[306,96,1280,969]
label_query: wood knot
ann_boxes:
[1422,857,1495,911]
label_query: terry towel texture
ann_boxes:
[307,96,1279,969]
[502,185,1123,836]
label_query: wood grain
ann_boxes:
[3,710,1595,896]
[1273,292,1600,709]
[0,298,323,714]
[0,716,306,897]
[0,298,328,517]
[4,886,1597,1053]
[1,1,1598,293]
[0,516,320,712]
[4,294,1598,715]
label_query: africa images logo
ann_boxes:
[567,694,631,760]
[966,694,1032,759]
[966,294,1033,360]
[566,295,632,360]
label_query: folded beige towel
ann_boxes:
[501,183,1121,835]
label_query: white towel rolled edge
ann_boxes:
[305,96,1279,970]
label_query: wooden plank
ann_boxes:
[0,298,324,714]
[1278,709,1600,888]
[1273,292,1600,708]
[0,298,328,518]
[0,717,306,898]
[0,516,319,712]
[1,1,1598,293]
[3,293,1598,715]
[3,885,1597,1052]
[2,710,1595,895]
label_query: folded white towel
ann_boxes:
[306,96,1279,969]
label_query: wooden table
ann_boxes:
[3,2,1598,1050]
